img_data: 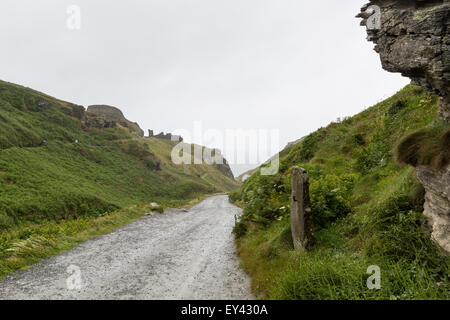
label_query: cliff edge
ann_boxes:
[358,0,450,252]
[357,0,449,121]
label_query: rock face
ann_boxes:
[357,0,450,121]
[358,1,450,252]
[215,157,235,180]
[204,147,235,179]
[290,167,314,251]
[86,105,144,137]
[416,165,450,252]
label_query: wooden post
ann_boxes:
[290,166,313,251]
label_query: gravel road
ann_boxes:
[0,195,254,300]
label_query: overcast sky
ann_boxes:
[0,0,409,176]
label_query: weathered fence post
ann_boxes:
[290,166,313,251]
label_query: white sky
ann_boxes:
[0,0,409,176]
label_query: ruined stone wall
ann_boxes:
[147,130,183,142]
[86,105,144,137]
[87,105,126,122]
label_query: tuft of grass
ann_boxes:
[273,251,448,300]
[396,123,450,170]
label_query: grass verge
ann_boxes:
[0,204,146,280]
[0,193,221,281]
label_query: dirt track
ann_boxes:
[0,195,253,300]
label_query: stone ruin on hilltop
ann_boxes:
[147,129,183,142]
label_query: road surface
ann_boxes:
[0,195,253,300]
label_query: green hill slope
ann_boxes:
[0,80,238,277]
[230,85,450,299]
[0,80,239,228]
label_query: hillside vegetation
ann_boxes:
[0,80,238,277]
[230,85,450,299]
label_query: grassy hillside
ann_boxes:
[230,85,450,299]
[0,79,238,277]
[237,139,303,183]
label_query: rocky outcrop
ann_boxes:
[358,0,450,252]
[357,0,450,121]
[416,164,450,252]
[215,157,235,180]
[205,147,235,179]
[86,105,144,137]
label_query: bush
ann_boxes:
[388,100,406,117]
[240,174,290,223]
[355,137,390,174]
[233,220,248,238]
[310,174,357,228]
[229,189,242,203]
[352,133,365,146]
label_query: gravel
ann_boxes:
[0,195,254,300]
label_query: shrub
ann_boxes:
[310,174,357,228]
[229,189,242,203]
[233,220,248,238]
[239,174,290,223]
[388,100,406,117]
[352,133,365,146]
[355,133,390,174]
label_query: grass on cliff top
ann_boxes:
[231,85,450,300]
